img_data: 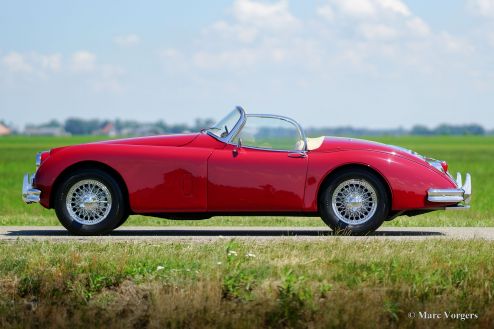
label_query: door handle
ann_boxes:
[288,152,307,158]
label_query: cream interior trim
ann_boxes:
[306,136,325,150]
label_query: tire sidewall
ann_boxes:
[55,169,125,235]
[320,169,389,235]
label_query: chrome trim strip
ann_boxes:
[35,152,42,169]
[463,173,472,204]
[22,173,41,204]
[456,172,462,188]
[445,205,471,210]
[35,150,49,169]
[427,172,472,207]
[427,191,464,203]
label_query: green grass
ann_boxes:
[1,239,493,328]
[1,135,493,328]
[0,135,492,227]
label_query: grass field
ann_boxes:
[1,239,493,328]
[0,135,492,227]
[1,135,494,328]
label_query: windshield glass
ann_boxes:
[232,116,303,151]
[206,108,242,139]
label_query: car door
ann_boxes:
[207,115,308,212]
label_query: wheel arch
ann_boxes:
[316,163,393,213]
[50,160,131,214]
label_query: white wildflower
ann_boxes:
[246,253,256,258]
[227,250,238,256]
[156,265,164,271]
[217,261,222,265]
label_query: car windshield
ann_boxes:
[206,108,242,139]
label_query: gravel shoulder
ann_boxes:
[1,226,494,241]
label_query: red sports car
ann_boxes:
[22,106,471,235]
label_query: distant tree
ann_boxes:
[462,124,484,135]
[64,118,101,135]
[39,119,62,128]
[433,124,484,136]
[155,120,169,132]
[411,125,432,135]
[168,124,189,133]
[193,118,215,131]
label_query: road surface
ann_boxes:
[0,226,494,241]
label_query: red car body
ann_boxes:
[22,107,471,234]
[33,131,462,214]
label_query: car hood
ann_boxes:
[97,133,199,147]
[314,136,426,162]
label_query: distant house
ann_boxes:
[0,123,12,136]
[93,122,117,136]
[24,126,68,136]
[121,124,164,136]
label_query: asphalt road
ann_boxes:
[0,226,494,241]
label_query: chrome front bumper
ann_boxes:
[22,173,41,204]
[427,173,471,210]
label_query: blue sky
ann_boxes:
[1,0,494,129]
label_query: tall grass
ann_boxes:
[0,239,493,328]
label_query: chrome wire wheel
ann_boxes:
[331,179,378,225]
[65,179,112,225]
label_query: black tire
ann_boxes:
[113,213,130,230]
[54,169,126,235]
[319,168,389,235]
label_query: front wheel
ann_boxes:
[54,169,126,235]
[319,169,389,235]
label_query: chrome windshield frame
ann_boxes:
[228,113,308,152]
[205,106,247,143]
[205,107,308,152]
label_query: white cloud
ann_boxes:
[209,21,258,43]
[71,51,96,72]
[155,0,476,91]
[159,48,182,60]
[377,0,410,16]
[39,53,62,71]
[406,17,430,37]
[193,49,260,69]
[359,23,399,40]
[330,0,377,18]
[468,0,494,17]
[1,52,62,74]
[93,65,125,93]
[2,52,32,72]
[201,0,300,45]
[232,0,299,29]
[317,4,335,21]
[113,34,141,47]
[316,0,430,44]
[322,0,410,19]
[439,33,475,54]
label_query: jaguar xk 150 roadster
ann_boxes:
[23,106,471,235]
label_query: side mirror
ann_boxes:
[233,138,242,157]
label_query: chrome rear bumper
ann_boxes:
[22,173,41,204]
[427,173,471,210]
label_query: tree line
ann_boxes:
[17,118,494,136]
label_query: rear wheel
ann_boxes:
[54,169,126,235]
[319,169,389,235]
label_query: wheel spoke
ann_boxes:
[331,179,378,225]
[65,179,112,225]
